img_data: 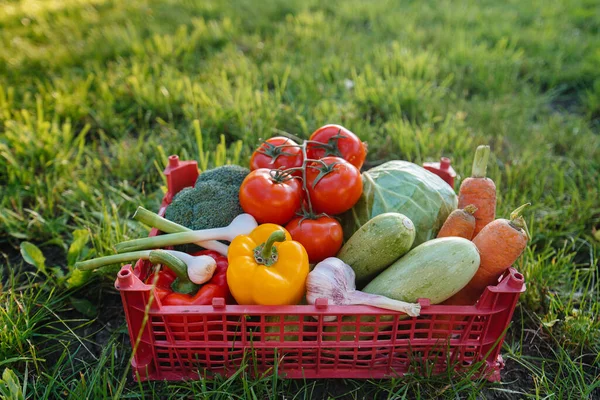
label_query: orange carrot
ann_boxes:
[458,145,497,237]
[437,205,478,239]
[444,204,530,306]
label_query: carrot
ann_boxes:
[458,145,497,237]
[437,205,477,239]
[444,203,530,306]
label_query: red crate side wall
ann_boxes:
[116,267,160,379]
[120,270,522,381]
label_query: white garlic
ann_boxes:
[185,255,217,284]
[306,257,421,320]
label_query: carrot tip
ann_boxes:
[463,204,478,214]
[509,203,531,240]
[472,145,491,178]
[510,203,531,220]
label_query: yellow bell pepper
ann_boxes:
[227,223,309,305]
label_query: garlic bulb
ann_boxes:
[148,250,217,285]
[166,252,217,285]
[185,255,217,284]
[306,257,421,320]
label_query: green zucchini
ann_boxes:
[363,237,480,304]
[337,212,416,288]
[325,238,479,342]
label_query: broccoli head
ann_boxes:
[195,164,250,188]
[165,165,250,231]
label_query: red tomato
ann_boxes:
[285,216,343,263]
[250,137,303,172]
[307,125,367,170]
[305,156,363,215]
[239,168,303,225]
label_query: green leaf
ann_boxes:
[50,267,66,281]
[8,231,28,240]
[67,229,90,266]
[69,297,97,318]
[66,268,91,289]
[542,319,561,328]
[41,237,66,248]
[20,242,46,273]
[0,368,24,400]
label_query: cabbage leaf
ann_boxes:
[341,161,457,246]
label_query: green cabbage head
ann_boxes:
[340,161,458,247]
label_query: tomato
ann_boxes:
[250,137,303,172]
[285,216,343,263]
[239,168,303,225]
[307,125,367,170]
[305,156,363,215]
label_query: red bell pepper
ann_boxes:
[149,267,176,301]
[144,250,231,305]
[163,250,231,305]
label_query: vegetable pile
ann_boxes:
[76,125,530,330]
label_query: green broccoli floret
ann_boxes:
[195,164,250,188]
[165,165,249,231]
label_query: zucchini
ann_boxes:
[337,213,415,288]
[363,237,480,304]
[325,237,479,342]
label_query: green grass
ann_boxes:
[1,0,599,398]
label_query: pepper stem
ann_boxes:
[471,145,490,178]
[149,250,199,295]
[254,230,286,266]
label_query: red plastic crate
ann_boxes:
[115,155,526,382]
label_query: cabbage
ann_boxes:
[340,161,457,247]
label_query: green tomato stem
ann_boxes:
[300,141,315,215]
[266,144,302,149]
[265,131,323,218]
